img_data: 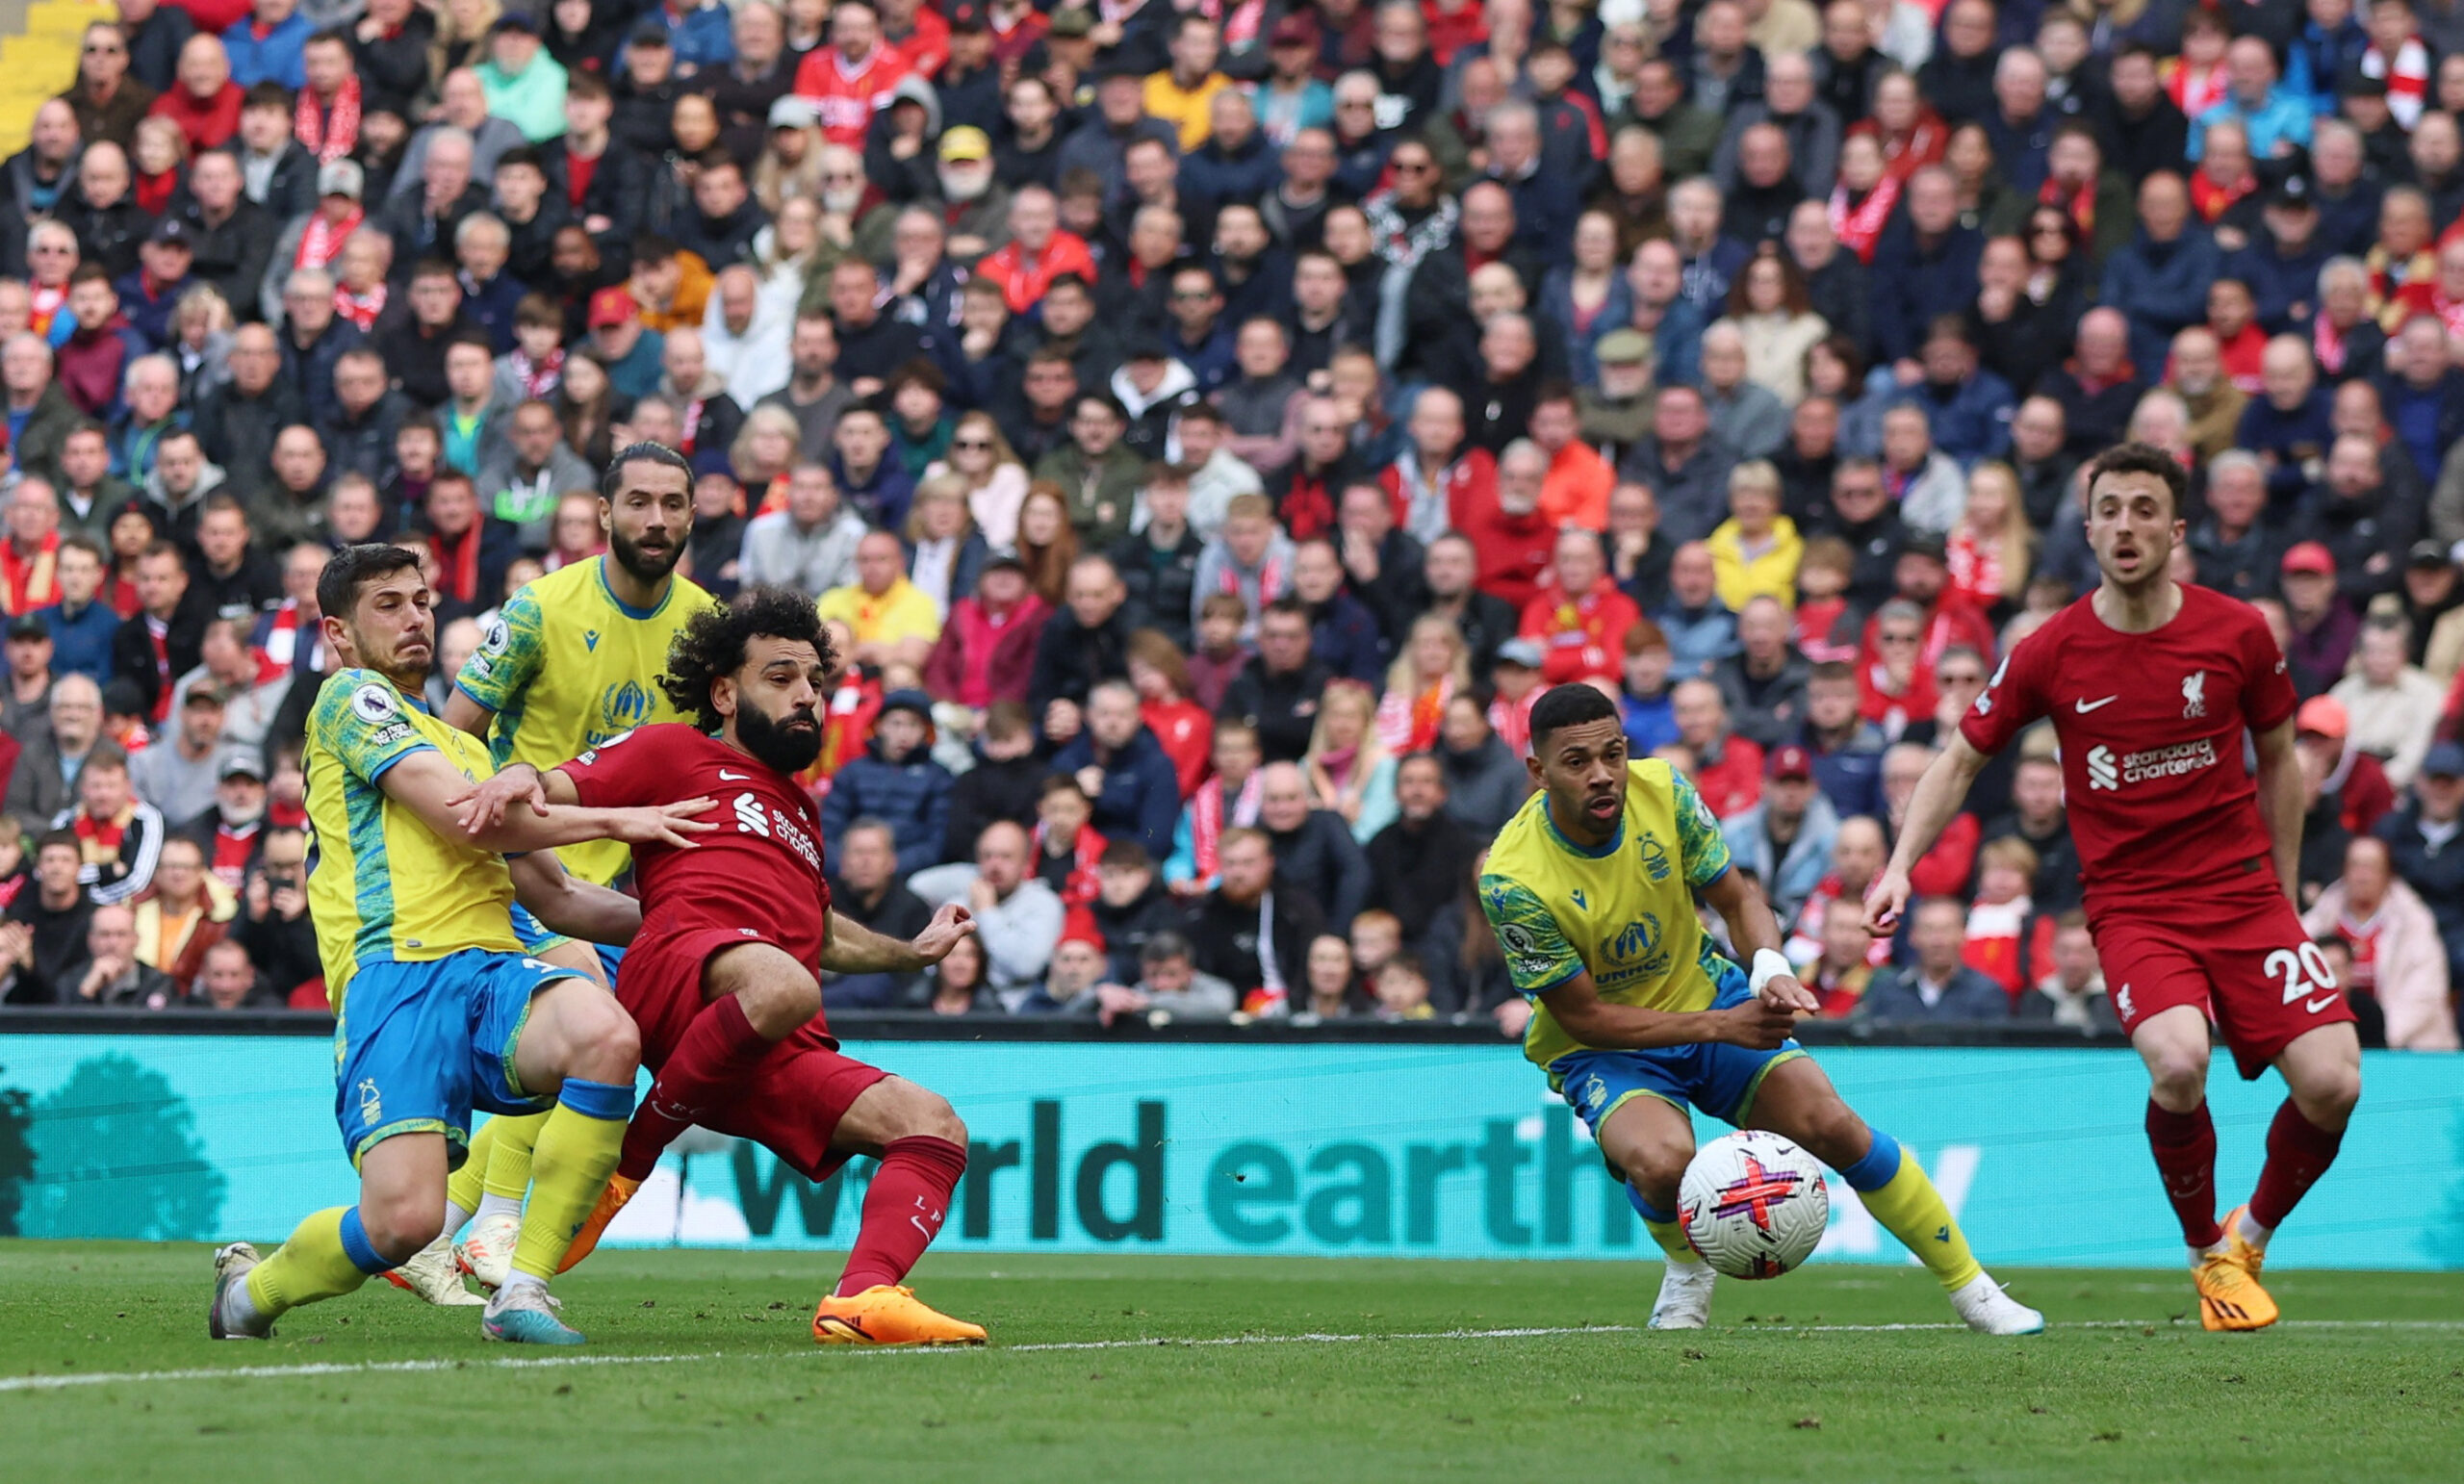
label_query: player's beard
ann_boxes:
[609,522,686,585]
[735,700,824,774]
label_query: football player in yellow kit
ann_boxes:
[1477,683,2041,1334]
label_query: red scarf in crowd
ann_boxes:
[335,280,387,331]
[1,534,61,614]
[295,76,361,163]
[296,204,363,271]
[2187,166,2253,223]
[1827,178,1899,264]
[135,167,180,216]
[504,346,564,399]
[1186,770,1262,884]
[429,524,486,604]
[1031,821,1105,908]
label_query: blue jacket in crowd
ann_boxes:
[819,738,955,879]
[1051,727,1182,863]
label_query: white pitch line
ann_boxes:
[6,1318,2458,1393]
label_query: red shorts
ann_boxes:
[2089,877,2358,1079]
[617,927,890,1183]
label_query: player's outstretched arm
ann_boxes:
[380,751,716,855]
[1539,970,1798,1053]
[1864,731,1991,936]
[1700,868,1820,1013]
[447,761,580,836]
[509,852,644,947]
[819,903,978,975]
[2251,717,2304,908]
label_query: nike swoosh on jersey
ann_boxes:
[2075,696,2118,712]
[718,770,749,780]
[2304,994,2340,1013]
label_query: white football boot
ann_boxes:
[455,1210,522,1292]
[1950,1272,2045,1335]
[1649,1257,1717,1329]
[387,1231,483,1306]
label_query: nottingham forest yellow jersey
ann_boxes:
[453,556,712,884]
[1479,759,1737,1069]
[306,669,525,1008]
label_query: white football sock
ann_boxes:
[443,1199,474,1238]
[2235,1208,2273,1249]
[475,1193,523,1226]
[218,1275,265,1330]
[496,1269,548,1298]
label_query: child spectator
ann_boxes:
[1089,839,1181,985]
[1184,592,1252,711]
[1372,952,1437,1021]
[2015,910,2120,1032]
[1791,535,1857,663]
[815,688,953,877]
[1963,836,2040,999]
[1619,618,1678,755]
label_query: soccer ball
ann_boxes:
[1678,1131,1829,1280]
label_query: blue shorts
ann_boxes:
[510,902,626,985]
[332,949,587,1167]
[1547,962,1807,1132]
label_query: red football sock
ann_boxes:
[2144,1099,2223,1249]
[2248,1099,2345,1231]
[835,1136,969,1296]
[616,995,773,1182]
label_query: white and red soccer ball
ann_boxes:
[1679,1130,1830,1280]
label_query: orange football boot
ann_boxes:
[812,1285,988,1345]
[2220,1203,2270,1278]
[553,1172,642,1274]
[2193,1213,2279,1333]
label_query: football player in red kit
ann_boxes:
[1868,443,2362,1333]
[451,587,985,1344]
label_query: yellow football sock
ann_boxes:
[481,1112,548,1202]
[509,1080,632,1281]
[1851,1138,1984,1292]
[244,1207,379,1319]
[444,1117,500,1217]
[1629,1183,1702,1266]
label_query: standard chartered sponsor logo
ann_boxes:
[2087,739,2217,791]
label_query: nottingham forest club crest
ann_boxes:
[1638,832,1672,883]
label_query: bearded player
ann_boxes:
[210,544,711,1347]
[431,442,711,1292]
[451,587,988,1344]
[1870,443,2361,1332]
[1480,682,2042,1334]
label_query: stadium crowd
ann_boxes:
[0,0,2458,1047]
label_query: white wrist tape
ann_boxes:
[1749,950,1794,993]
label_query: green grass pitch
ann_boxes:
[2,1242,2459,1483]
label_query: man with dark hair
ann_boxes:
[1218,596,1333,763]
[458,585,986,1345]
[213,539,689,1346]
[1184,825,1321,1012]
[1879,439,2355,1334]
[1363,751,1476,944]
[1479,679,2040,1335]
[0,831,98,1004]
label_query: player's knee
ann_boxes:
[1791,1100,1870,1170]
[739,971,823,1039]
[361,1189,446,1262]
[2145,1052,2207,1108]
[2296,1062,2361,1122]
[1623,1139,1691,1200]
[568,999,640,1084]
[911,1091,966,1147]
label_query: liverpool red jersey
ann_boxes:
[558,724,832,972]
[1960,583,2297,908]
[793,44,912,147]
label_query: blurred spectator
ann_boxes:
[1796,896,1877,1018]
[127,686,227,824]
[30,536,117,682]
[1255,759,1371,933]
[1026,554,1134,744]
[7,674,103,834]
[939,699,1040,862]
[1713,596,1810,748]
[1053,679,1180,858]
[1184,826,1320,1013]
[2375,740,2464,979]
[1362,751,1476,945]
[1085,839,1179,985]
[2303,833,2457,1050]
[2330,619,2447,785]
[1721,743,1837,922]
[1218,595,1331,764]
[131,833,233,992]
[817,528,942,672]
[817,688,951,877]
[909,820,1063,1008]
[64,901,181,1008]
[2015,910,2120,1031]
[190,936,280,1010]
[1859,896,2012,1023]
[0,832,96,1004]
[823,818,934,1009]
[1435,688,1527,833]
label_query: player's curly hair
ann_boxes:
[657,586,837,732]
